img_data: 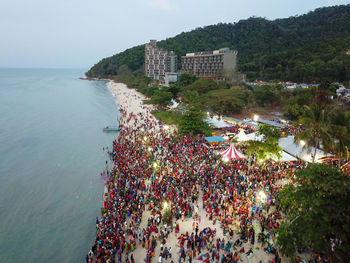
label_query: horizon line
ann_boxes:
[0,67,89,70]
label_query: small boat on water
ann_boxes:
[103,126,121,132]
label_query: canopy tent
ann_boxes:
[219,144,247,160]
[278,136,329,163]
[235,129,250,142]
[222,116,244,125]
[257,118,285,128]
[205,136,226,143]
[271,151,297,162]
[246,132,264,141]
[168,99,179,109]
[278,136,295,148]
[205,116,231,128]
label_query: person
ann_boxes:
[175,223,179,234]
[158,254,163,263]
[188,250,193,263]
[169,247,172,258]
[163,247,168,260]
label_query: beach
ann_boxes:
[108,81,155,120]
[88,80,296,263]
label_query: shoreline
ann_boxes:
[107,81,155,120]
[107,80,176,133]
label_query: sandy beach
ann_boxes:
[108,81,155,121]
[103,80,284,263]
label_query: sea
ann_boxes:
[0,68,120,262]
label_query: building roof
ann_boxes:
[183,48,236,57]
[205,116,231,128]
[257,118,285,128]
[222,117,243,124]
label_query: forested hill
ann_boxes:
[86,4,350,82]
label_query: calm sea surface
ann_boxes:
[0,69,119,262]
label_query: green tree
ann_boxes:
[139,84,159,97]
[257,123,281,140]
[178,74,197,87]
[150,90,173,107]
[114,65,135,86]
[203,89,246,114]
[163,85,180,97]
[184,78,219,95]
[133,75,150,90]
[282,88,316,120]
[253,85,281,107]
[277,164,350,262]
[180,89,200,106]
[331,111,350,167]
[179,106,211,135]
[246,124,282,162]
[283,104,305,120]
[295,104,333,163]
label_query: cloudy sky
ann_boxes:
[0,0,348,68]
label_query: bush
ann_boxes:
[152,110,181,125]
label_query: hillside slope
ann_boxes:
[86,4,350,82]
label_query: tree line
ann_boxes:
[86,4,350,84]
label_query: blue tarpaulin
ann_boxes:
[204,136,226,143]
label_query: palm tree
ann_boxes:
[331,112,350,167]
[295,104,333,163]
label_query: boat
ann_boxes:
[103,126,121,132]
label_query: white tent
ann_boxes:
[278,136,328,163]
[168,99,179,109]
[235,129,250,142]
[278,136,294,148]
[246,132,264,141]
[205,116,231,128]
[271,151,297,162]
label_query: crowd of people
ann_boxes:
[221,125,255,135]
[86,102,329,263]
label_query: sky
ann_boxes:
[0,0,349,68]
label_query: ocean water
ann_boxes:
[0,69,119,262]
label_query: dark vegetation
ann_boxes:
[86,4,350,83]
[278,165,350,262]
